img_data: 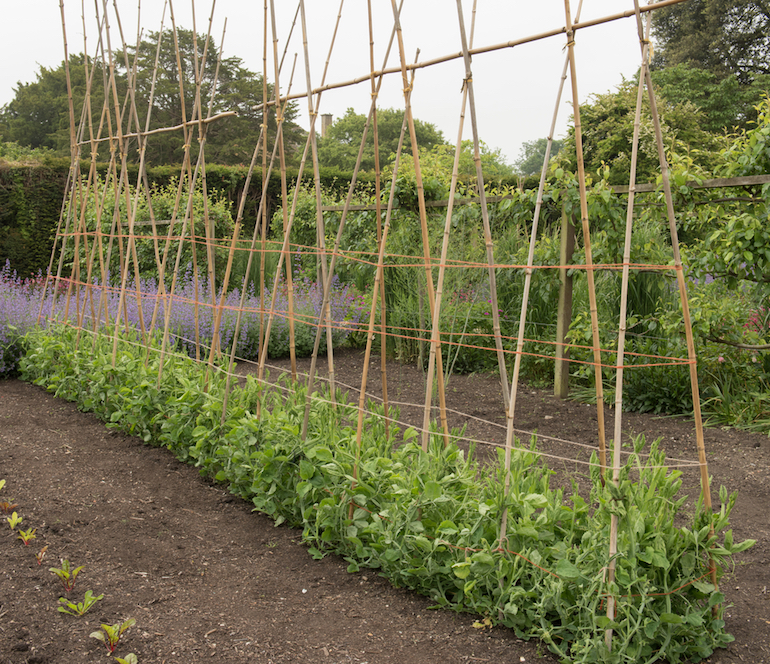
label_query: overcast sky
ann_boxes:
[0,0,648,164]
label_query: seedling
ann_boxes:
[49,559,85,592]
[90,618,136,653]
[6,511,22,529]
[0,501,19,514]
[0,479,5,492]
[58,590,103,616]
[35,545,49,565]
[17,528,36,545]
[114,654,138,664]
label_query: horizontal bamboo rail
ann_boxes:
[319,173,770,212]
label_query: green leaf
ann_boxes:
[659,613,683,624]
[437,520,458,535]
[595,615,620,630]
[708,592,725,607]
[691,580,716,594]
[452,561,471,579]
[423,480,442,501]
[299,459,315,481]
[524,493,548,509]
[311,446,333,462]
[555,558,580,580]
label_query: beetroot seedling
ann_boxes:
[17,527,36,545]
[0,501,17,515]
[35,545,49,565]
[6,511,22,529]
[90,618,136,653]
[58,590,103,616]
[114,654,138,664]
[49,559,84,592]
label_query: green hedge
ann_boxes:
[0,157,370,277]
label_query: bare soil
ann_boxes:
[1,347,768,664]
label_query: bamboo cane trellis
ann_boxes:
[46,0,716,655]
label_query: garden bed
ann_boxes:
[1,347,768,663]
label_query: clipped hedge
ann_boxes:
[19,325,754,664]
[0,157,371,278]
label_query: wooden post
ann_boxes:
[554,205,575,398]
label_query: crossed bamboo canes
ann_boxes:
[53,3,718,654]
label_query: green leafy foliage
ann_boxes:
[49,559,85,592]
[20,325,755,663]
[651,0,770,85]
[6,511,22,529]
[60,174,235,285]
[556,79,728,185]
[17,527,36,545]
[513,137,564,177]
[90,619,136,653]
[114,655,139,664]
[317,107,445,173]
[58,590,104,616]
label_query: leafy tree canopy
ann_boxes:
[513,137,564,177]
[390,139,515,203]
[0,54,113,154]
[556,78,729,185]
[0,28,303,167]
[649,63,770,133]
[123,28,304,166]
[651,0,770,84]
[316,107,445,172]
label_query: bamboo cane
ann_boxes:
[562,0,608,478]
[258,0,269,378]
[497,0,589,550]
[350,93,412,518]
[418,0,478,450]
[632,1,718,593]
[270,0,300,382]
[220,41,302,423]
[389,0,450,450]
[452,0,509,412]
[299,0,405,440]
[300,0,346,403]
[368,0,391,438]
[604,16,651,651]
[247,0,691,118]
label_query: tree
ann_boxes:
[652,0,770,84]
[316,107,445,172]
[513,137,564,177]
[556,79,729,185]
[0,54,115,155]
[649,63,770,133]
[0,29,303,167]
[123,28,304,166]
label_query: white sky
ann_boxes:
[0,0,648,164]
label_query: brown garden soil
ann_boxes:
[1,347,768,664]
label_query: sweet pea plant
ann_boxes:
[19,324,755,664]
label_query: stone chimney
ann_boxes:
[321,113,333,138]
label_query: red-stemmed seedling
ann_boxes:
[35,545,49,565]
[49,559,84,592]
[90,618,136,653]
[17,527,36,545]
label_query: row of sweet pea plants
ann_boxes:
[18,325,755,664]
